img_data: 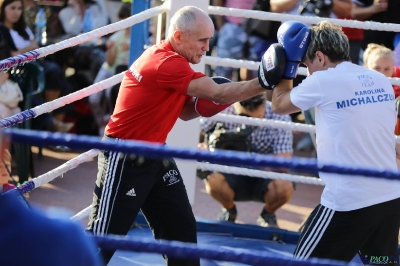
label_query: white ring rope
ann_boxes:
[35,4,168,59]
[31,149,99,189]
[204,57,400,86]
[197,162,323,186]
[208,6,400,32]
[203,114,316,133]
[32,72,125,116]
[200,114,400,144]
[70,205,92,221]
[70,161,323,221]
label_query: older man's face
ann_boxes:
[179,15,214,64]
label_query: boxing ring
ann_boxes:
[2,0,400,265]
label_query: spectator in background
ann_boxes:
[199,94,294,228]
[89,2,131,137]
[352,0,400,53]
[363,43,400,166]
[0,149,15,193]
[0,0,74,133]
[363,43,400,98]
[270,0,351,27]
[58,0,109,85]
[212,0,276,81]
[58,0,109,37]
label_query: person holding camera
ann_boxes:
[198,93,294,228]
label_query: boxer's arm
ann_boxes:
[271,79,301,115]
[187,77,264,104]
[179,97,200,121]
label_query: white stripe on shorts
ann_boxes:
[94,141,121,236]
[295,205,335,260]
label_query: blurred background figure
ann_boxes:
[363,43,400,98]
[89,2,131,137]
[0,0,75,133]
[362,43,400,167]
[212,0,279,81]
[352,0,400,64]
[58,0,109,37]
[0,149,15,193]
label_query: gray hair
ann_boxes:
[305,21,350,63]
[167,6,204,39]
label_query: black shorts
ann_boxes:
[224,173,295,202]
[87,135,199,265]
[294,198,400,264]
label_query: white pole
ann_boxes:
[164,0,209,205]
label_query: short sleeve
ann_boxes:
[157,56,205,95]
[290,74,323,111]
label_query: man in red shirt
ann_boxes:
[87,5,268,265]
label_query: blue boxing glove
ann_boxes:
[277,21,310,79]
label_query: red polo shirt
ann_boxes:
[105,40,205,143]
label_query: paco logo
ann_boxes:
[362,255,399,265]
[162,170,180,186]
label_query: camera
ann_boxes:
[197,117,254,180]
[207,122,253,152]
[299,0,333,18]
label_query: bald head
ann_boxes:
[167,6,213,40]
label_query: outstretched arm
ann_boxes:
[187,76,265,104]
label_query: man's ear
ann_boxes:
[173,30,183,44]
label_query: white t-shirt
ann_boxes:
[9,27,34,49]
[291,61,400,211]
[59,4,108,36]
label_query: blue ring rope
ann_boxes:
[6,128,400,183]
[93,235,359,266]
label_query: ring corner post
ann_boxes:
[129,0,152,66]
